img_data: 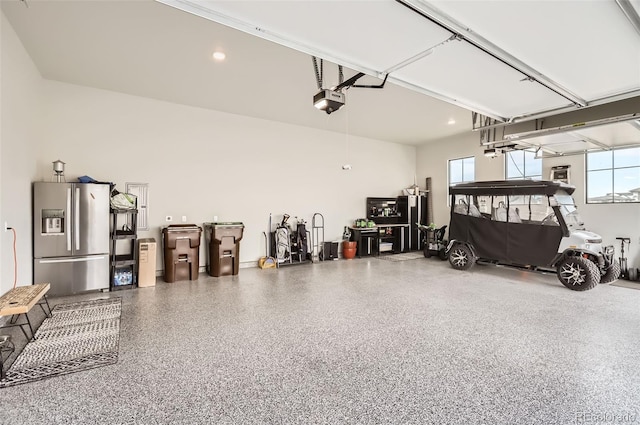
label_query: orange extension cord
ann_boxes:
[10,228,17,289]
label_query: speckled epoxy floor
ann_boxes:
[1,257,640,424]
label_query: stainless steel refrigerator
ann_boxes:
[33,182,110,296]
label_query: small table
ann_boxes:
[0,283,51,341]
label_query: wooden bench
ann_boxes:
[0,283,51,341]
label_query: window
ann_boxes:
[586,147,640,203]
[449,156,475,186]
[506,149,542,180]
[448,157,475,205]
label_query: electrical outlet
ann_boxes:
[181,216,187,223]
[165,215,173,222]
[213,215,218,222]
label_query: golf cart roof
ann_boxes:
[450,180,576,196]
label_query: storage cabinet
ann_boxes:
[350,224,409,257]
[350,227,379,257]
[110,208,138,291]
[366,197,400,224]
[378,224,409,254]
[367,196,425,251]
[378,226,399,254]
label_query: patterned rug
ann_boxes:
[0,297,121,388]
[377,251,425,262]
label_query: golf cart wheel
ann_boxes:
[438,248,448,261]
[424,247,432,258]
[448,243,475,270]
[557,256,601,291]
[600,261,621,284]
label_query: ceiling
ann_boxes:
[1,0,472,146]
[3,0,640,152]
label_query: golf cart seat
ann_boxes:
[453,200,482,218]
[492,202,522,223]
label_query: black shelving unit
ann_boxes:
[378,226,398,254]
[377,224,408,254]
[366,197,401,224]
[367,196,423,251]
[350,227,379,257]
[110,208,138,291]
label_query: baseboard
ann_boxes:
[153,260,261,277]
[151,256,354,278]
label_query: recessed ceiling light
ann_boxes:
[447,118,456,125]
[212,51,226,61]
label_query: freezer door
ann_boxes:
[33,255,109,296]
[33,182,73,258]
[74,183,110,256]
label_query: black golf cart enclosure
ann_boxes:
[447,180,619,291]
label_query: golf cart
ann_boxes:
[446,180,619,291]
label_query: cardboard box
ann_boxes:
[138,238,157,287]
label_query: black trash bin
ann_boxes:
[162,224,202,283]
[204,222,244,277]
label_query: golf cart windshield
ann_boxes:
[552,191,585,230]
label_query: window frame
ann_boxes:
[505,149,542,181]
[586,147,640,204]
[448,156,476,204]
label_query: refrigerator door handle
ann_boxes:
[75,187,80,250]
[38,256,106,264]
[66,187,72,251]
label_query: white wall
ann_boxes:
[0,12,42,294]
[2,6,417,285]
[7,1,636,286]
[544,155,640,267]
[417,132,640,269]
[416,131,504,227]
[34,80,417,273]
